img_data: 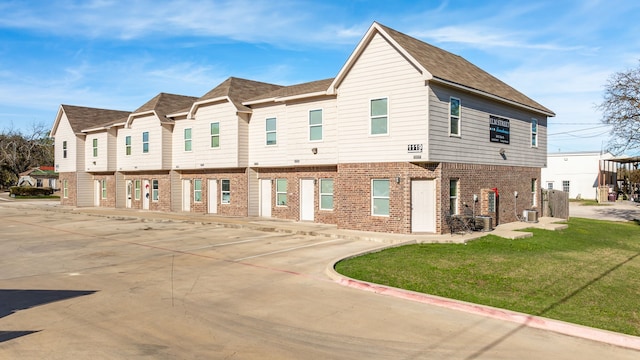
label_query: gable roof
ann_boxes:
[195,77,283,112]
[51,105,130,136]
[243,78,335,105]
[128,93,198,125]
[330,22,554,117]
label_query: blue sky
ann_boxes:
[1,0,639,154]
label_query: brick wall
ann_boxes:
[335,162,540,234]
[179,169,248,216]
[256,166,339,225]
[58,172,76,207]
[91,174,116,208]
[123,172,172,212]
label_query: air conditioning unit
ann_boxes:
[523,209,538,223]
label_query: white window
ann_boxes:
[372,179,390,216]
[370,98,388,135]
[276,179,287,206]
[319,179,333,210]
[63,180,68,198]
[547,182,554,190]
[221,179,230,204]
[531,179,538,207]
[92,138,98,157]
[562,180,570,193]
[450,97,461,136]
[309,109,323,141]
[184,128,192,152]
[63,141,68,158]
[135,180,141,200]
[211,122,220,148]
[152,179,159,201]
[142,132,149,153]
[125,136,132,156]
[531,118,538,147]
[266,118,277,145]
[194,179,202,202]
[488,191,496,213]
[449,179,459,215]
[101,179,107,199]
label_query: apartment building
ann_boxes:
[51,22,554,234]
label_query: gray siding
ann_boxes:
[247,167,259,216]
[76,171,93,207]
[428,83,547,167]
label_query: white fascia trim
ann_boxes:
[432,77,556,117]
[188,96,230,118]
[243,97,278,106]
[276,91,329,102]
[125,110,156,128]
[328,22,432,94]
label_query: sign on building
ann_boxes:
[489,115,510,144]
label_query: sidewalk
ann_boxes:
[51,204,567,244]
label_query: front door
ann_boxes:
[126,180,132,208]
[94,180,101,207]
[411,179,436,232]
[143,180,150,210]
[208,179,218,214]
[260,179,272,218]
[182,179,191,212]
[300,179,314,221]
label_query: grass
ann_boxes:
[11,195,60,200]
[335,217,640,336]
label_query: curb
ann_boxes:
[326,253,640,352]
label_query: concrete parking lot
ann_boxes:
[1,200,639,359]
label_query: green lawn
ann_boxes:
[335,218,640,336]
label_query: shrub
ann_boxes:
[9,186,54,196]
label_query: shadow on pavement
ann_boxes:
[0,289,97,343]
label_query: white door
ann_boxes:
[126,180,132,208]
[411,179,436,232]
[94,180,101,206]
[260,179,272,218]
[182,179,191,212]
[208,179,218,214]
[300,179,314,221]
[143,180,150,210]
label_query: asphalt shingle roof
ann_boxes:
[60,105,131,133]
[245,78,334,103]
[133,93,199,122]
[198,77,283,111]
[377,23,554,115]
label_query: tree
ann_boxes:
[0,124,54,188]
[599,61,640,155]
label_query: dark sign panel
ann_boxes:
[489,115,510,144]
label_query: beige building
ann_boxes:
[51,22,554,234]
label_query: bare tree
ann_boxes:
[599,61,640,155]
[0,123,54,188]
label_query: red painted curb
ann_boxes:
[337,277,640,351]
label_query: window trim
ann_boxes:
[193,179,202,203]
[369,97,389,136]
[125,136,132,156]
[142,132,149,153]
[266,117,277,146]
[92,138,98,157]
[562,180,570,193]
[134,180,141,200]
[63,141,68,159]
[152,179,159,202]
[184,128,192,152]
[449,179,459,215]
[210,122,220,149]
[221,179,230,204]
[319,178,334,211]
[101,179,107,199]
[276,178,287,206]
[531,178,538,207]
[449,97,461,137]
[309,109,323,142]
[531,118,538,148]
[371,179,390,217]
[63,180,68,198]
